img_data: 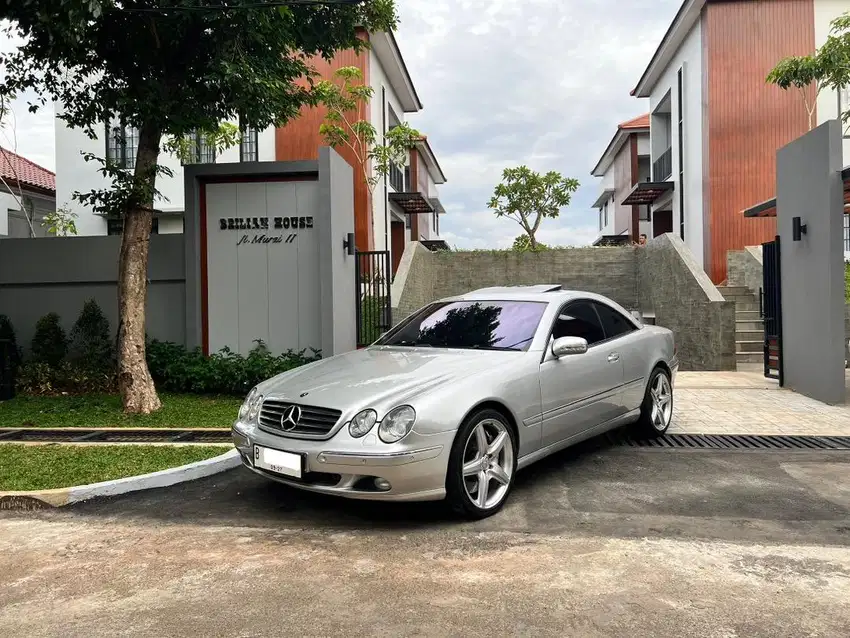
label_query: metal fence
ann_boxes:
[355,251,392,348]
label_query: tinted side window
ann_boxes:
[594,302,636,340]
[552,302,606,345]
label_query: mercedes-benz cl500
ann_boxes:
[232,285,678,519]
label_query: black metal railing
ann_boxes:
[355,251,393,348]
[843,213,849,253]
[652,147,672,181]
[762,236,783,385]
[388,162,405,192]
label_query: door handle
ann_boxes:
[607,353,620,363]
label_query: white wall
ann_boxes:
[637,133,651,157]
[55,108,275,235]
[648,19,704,267]
[0,190,54,238]
[369,48,407,252]
[815,0,850,164]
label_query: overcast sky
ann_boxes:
[0,0,681,248]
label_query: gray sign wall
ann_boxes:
[777,119,846,404]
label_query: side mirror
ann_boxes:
[552,336,588,358]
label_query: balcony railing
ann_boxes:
[653,147,672,181]
[388,162,405,192]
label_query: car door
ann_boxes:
[538,300,624,449]
[592,301,644,414]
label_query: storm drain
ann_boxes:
[0,428,232,444]
[606,432,850,451]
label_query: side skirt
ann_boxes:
[516,409,641,471]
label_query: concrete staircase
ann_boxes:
[716,285,764,365]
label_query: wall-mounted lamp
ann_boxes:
[792,216,807,242]
[343,232,356,255]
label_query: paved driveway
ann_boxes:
[2,442,850,637]
[672,367,850,436]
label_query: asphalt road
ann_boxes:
[2,443,850,637]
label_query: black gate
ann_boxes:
[355,251,392,348]
[760,236,783,384]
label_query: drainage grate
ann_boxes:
[606,432,850,451]
[0,428,232,444]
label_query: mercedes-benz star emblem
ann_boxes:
[280,405,302,431]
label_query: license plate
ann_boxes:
[254,445,303,479]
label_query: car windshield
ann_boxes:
[377,300,548,351]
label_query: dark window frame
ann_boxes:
[545,298,639,358]
[239,121,259,162]
[106,217,159,236]
[105,118,139,170]
[181,130,217,165]
[677,66,685,241]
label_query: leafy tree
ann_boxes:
[0,314,23,373]
[317,66,420,200]
[767,11,850,132]
[0,0,397,413]
[41,203,79,237]
[512,234,548,253]
[488,166,579,252]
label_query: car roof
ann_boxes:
[441,285,608,305]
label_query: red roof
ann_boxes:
[0,147,55,194]
[619,114,650,130]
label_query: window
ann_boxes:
[106,217,159,235]
[182,130,216,165]
[677,65,685,240]
[593,302,636,340]
[839,87,850,138]
[240,122,258,162]
[844,214,849,253]
[105,117,139,169]
[376,300,548,351]
[552,302,606,345]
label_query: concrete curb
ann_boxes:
[0,448,241,511]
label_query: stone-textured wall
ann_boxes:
[638,234,737,371]
[392,235,737,371]
[726,246,763,296]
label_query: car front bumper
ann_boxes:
[231,421,456,502]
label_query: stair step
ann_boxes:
[736,310,762,321]
[732,303,761,312]
[735,320,764,331]
[736,340,764,353]
[736,353,765,363]
[717,286,752,294]
[736,329,764,341]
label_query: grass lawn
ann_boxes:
[0,394,240,429]
[0,444,226,491]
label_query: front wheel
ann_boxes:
[446,409,517,520]
[633,367,674,438]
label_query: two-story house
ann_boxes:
[590,115,651,245]
[54,29,447,266]
[0,147,55,238]
[626,0,849,283]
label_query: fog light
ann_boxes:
[374,478,391,492]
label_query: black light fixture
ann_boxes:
[343,232,356,255]
[792,216,807,241]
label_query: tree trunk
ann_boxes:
[527,233,538,251]
[117,121,162,414]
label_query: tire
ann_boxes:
[445,409,518,520]
[633,367,674,438]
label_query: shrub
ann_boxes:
[16,361,118,396]
[70,299,113,370]
[30,313,68,367]
[0,314,23,372]
[146,339,320,396]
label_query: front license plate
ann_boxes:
[254,445,303,479]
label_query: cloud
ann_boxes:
[1,1,685,246]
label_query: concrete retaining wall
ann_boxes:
[392,234,737,371]
[727,246,764,297]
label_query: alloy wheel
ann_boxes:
[650,373,673,430]
[461,419,514,510]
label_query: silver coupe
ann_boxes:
[232,285,678,519]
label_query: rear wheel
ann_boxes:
[446,409,517,520]
[633,367,673,438]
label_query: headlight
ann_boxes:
[378,405,416,443]
[349,409,377,438]
[239,387,257,420]
[239,387,264,423]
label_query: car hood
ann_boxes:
[258,346,520,411]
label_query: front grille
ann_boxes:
[258,399,342,438]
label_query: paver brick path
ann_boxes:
[671,367,850,436]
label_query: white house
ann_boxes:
[0,147,55,238]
